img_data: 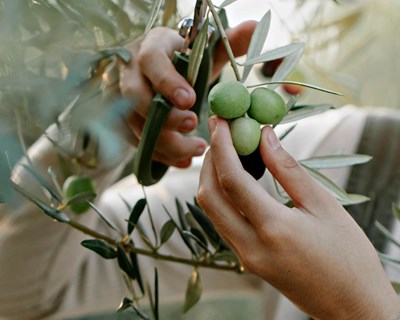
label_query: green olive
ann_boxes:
[229,117,261,156]
[208,80,250,119]
[248,87,286,125]
[62,175,95,214]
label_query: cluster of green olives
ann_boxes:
[208,80,286,156]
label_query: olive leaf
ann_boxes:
[100,47,132,64]
[147,268,159,320]
[183,230,210,253]
[159,219,176,246]
[89,202,122,234]
[64,191,96,207]
[242,10,271,82]
[392,282,400,294]
[303,165,370,205]
[12,182,70,223]
[130,250,145,295]
[163,204,199,257]
[117,243,137,280]
[219,0,238,7]
[300,154,372,169]
[253,80,341,96]
[280,104,333,124]
[144,0,163,34]
[269,45,304,90]
[278,124,297,141]
[375,221,400,249]
[241,42,304,67]
[186,202,228,251]
[392,202,400,221]
[81,239,117,259]
[183,269,202,313]
[127,198,147,235]
[117,297,133,313]
[188,17,209,86]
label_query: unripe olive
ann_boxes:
[62,175,95,214]
[248,87,286,125]
[208,80,250,119]
[229,117,261,156]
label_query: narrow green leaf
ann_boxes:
[116,297,133,313]
[21,164,61,202]
[130,249,145,294]
[392,202,400,221]
[163,205,199,257]
[212,250,240,265]
[392,282,400,294]
[127,198,147,235]
[81,239,117,259]
[144,0,163,34]
[154,268,159,320]
[89,202,122,234]
[241,42,304,67]
[378,251,400,266]
[64,191,96,207]
[375,221,400,249]
[278,124,296,141]
[187,202,228,250]
[176,198,189,231]
[183,230,210,253]
[260,80,341,96]
[188,17,209,86]
[280,104,333,124]
[12,183,70,223]
[117,244,136,280]
[269,46,304,90]
[242,10,271,82]
[303,165,370,205]
[183,269,202,313]
[159,219,176,246]
[300,154,372,169]
[219,0,238,7]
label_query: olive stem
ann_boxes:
[68,219,241,272]
[205,0,241,82]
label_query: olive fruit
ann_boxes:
[229,117,261,156]
[248,87,286,125]
[238,147,266,180]
[62,175,95,214]
[208,80,251,119]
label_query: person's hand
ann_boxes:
[197,116,400,320]
[118,22,256,168]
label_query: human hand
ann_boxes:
[118,21,256,168]
[197,116,400,320]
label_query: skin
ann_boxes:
[117,21,256,168]
[197,116,400,320]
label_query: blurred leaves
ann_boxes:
[183,269,202,313]
[300,154,372,169]
[81,239,117,259]
[242,10,271,82]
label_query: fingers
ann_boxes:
[211,20,257,81]
[198,150,255,252]
[259,126,340,213]
[137,28,196,110]
[206,116,284,225]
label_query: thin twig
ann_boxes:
[205,0,241,82]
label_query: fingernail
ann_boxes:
[180,118,195,132]
[195,144,206,156]
[208,117,217,134]
[173,88,191,107]
[267,127,281,150]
